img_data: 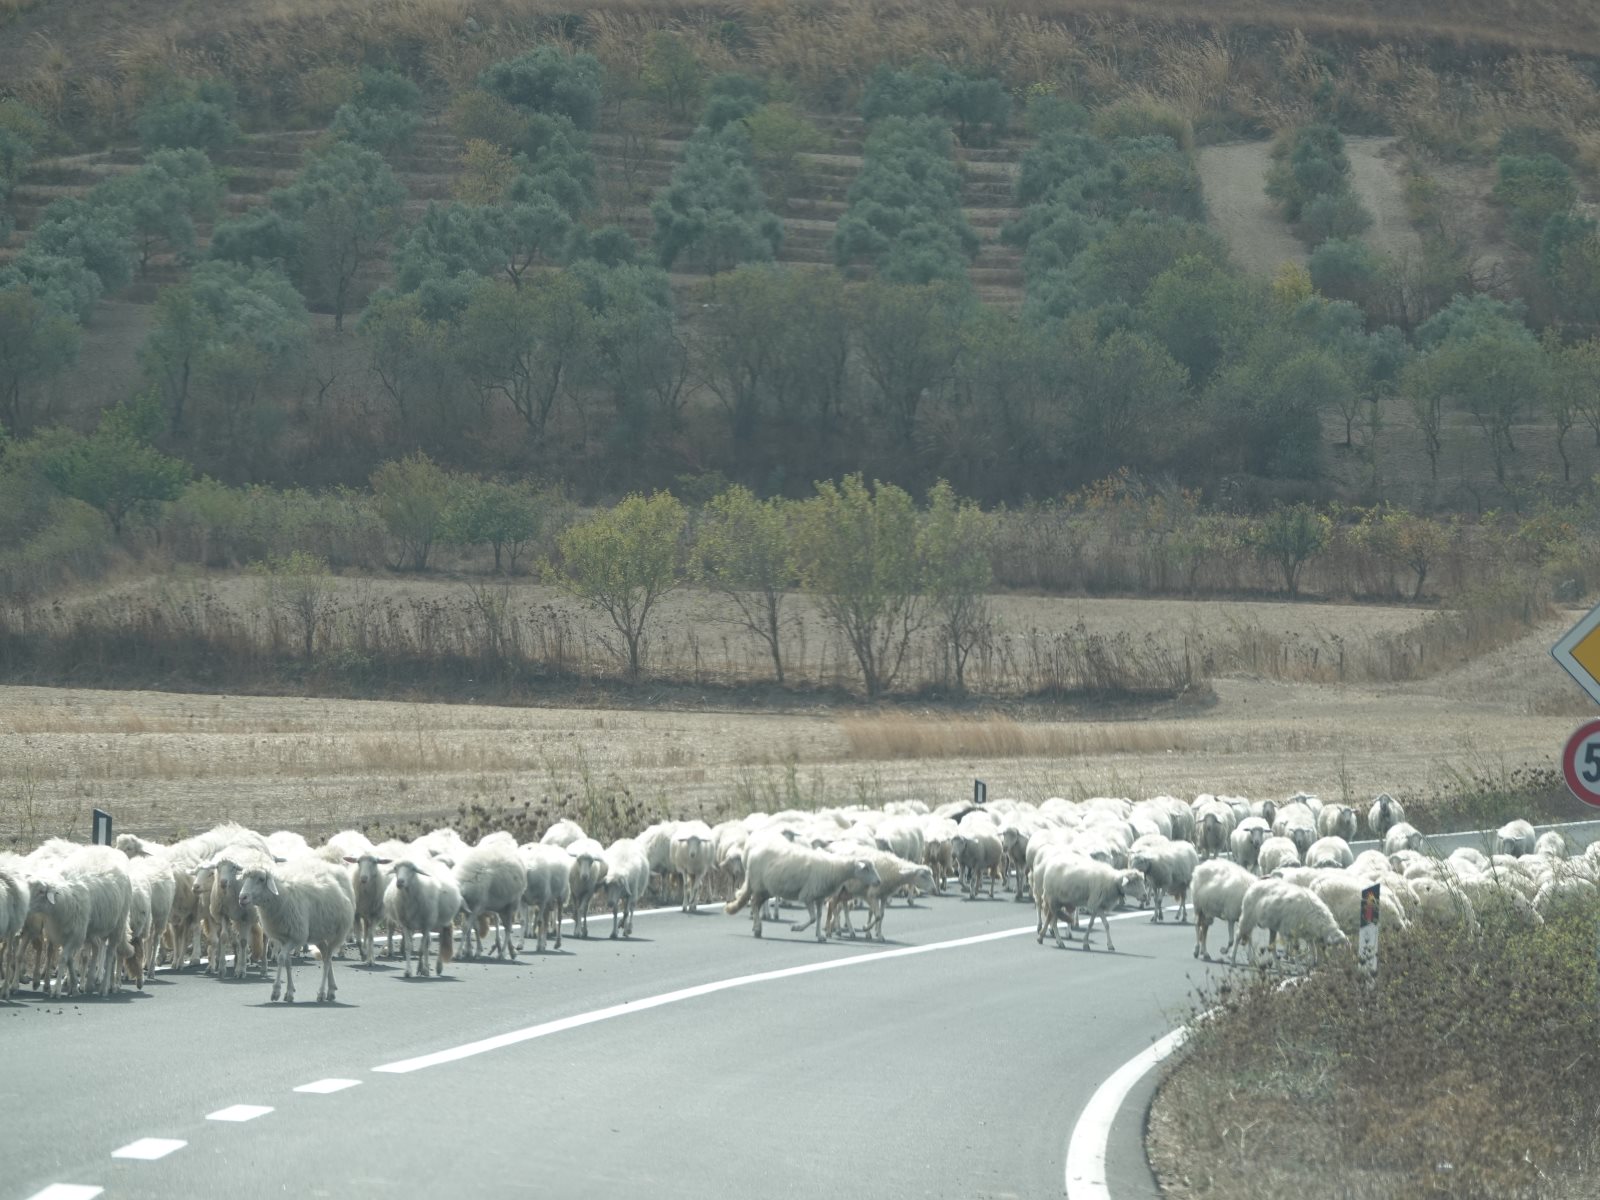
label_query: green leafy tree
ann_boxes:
[0,285,79,435]
[270,143,406,329]
[1139,255,1259,384]
[570,260,688,447]
[701,74,767,133]
[860,62,1011,145]
[744,103,826,205]
[1062,322,1189,478]
[919,480,995,694]
[1027,212,1227,318]
[1250,503,1330,597]
[1308,237,1383,312]
[207,207,302,273]
[478,48,603,130]
[792,475,924,697]
[1494,154,1576,247]
[97,148,223,272]
[694,484,795,684]
[136,79,240,153]
[38,399,192,534]
[329,67,423,151]
[1357,507,1449,600]
[24,197,136,295]
[552,491,687,677]
[445,477,546,573]
[851,279,968,451]
[358,289,465,443]
[371,452,454,570]
[1402,330,1547,486]
[250,550,335,660]
[1539,213,1600,326]
[1265,123,1353,223]
[652,128,782,274]
[642,33,704,119]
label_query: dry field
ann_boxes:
[1,596,1587,846]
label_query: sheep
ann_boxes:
[724,837,881,941]
[1249,798,1278,827]
[1193,803,1234,861]
[1495,819,1537,858]
[1191,859,1255,960]
[382,860,461,977]
[711,820,749,898]
[1306,837,1355,870]
[1257,836,1302,876]
[1236,878,1347,968]
[824,850,935,942]
[923,818,958,893]
[453,843,527,961]
[266,830,312,861]
[516,844,571,953]
[1230,817,1270,873]
[1305,874,1408,938]
[28,846,133,998]
[342,853,394,965]
[1407,877,1477,931]
[124,856,176,987]
[1367,793,1404,839]
[875,816,925,867]
[1034,856,1148,952]
[238,859,355,1003]
[1382,823,1426,856]
[1130,840,1199,923]
[669,821,715,913]
[1534,831,1570,859]
[540,819,587,849]
[999,822,1033,899]
[1272,804,1317,859]
[636,822,679,897]
[1315,804,1358,842]
[202,844,276,979]
[601,839,651,939]
[319,829,376,863]
[952,819,1003,901]
[566,837,610,938]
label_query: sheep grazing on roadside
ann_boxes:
[453,842,527,960]
[1305,874,1408,938]
[540,819,587,849]
[566,837,610,938]
[238,859,356,1003]
[1407,876,1477,931]
[1034,856,1147,953]
[1235,878,1347,968]
[28,846,134,998]
[1382,822,1426,856]
[601,839,651,939]
[1316,804,1358,842]
[669,821,715,913]
[343,853,393,965]
[382,860,461,977]
[952,819,1003,901]
[1367,793,1404,839]
[1257,836,1302,876]
[1191,859,1255,961]
[724,837,880,941]
[1495,819,1537,858]
[1130,840,1199,923]
[516,844,571,953]
[1306,837,1354,870]
[1534,831,1570,859]
[1231,818,1270,873]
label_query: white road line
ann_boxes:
[375,924,1038,1074]
[205,1104,274,1122]
[294,1078,361,1094]
[24,1186,103,1200]
[109,1138,186,1162]
[1063,1027,1191,1200]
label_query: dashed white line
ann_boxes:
[109,1137,186,1161]
[375,924,1038,1074]
[206,1104,274,1122]
[294,1077,362,1094]
[24,1186,103,1200]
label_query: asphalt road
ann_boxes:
[3,893,1224,1200]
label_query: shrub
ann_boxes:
[1250,502,1330,596]
[651,128,781,274]
[136,80,240,153]
[371,452,454,570]
[329,67,423,151]
[1300,191,1373,243]
[1494,153,1577,247]
[478,47,603,130]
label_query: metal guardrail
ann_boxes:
[1347,818,1600,858]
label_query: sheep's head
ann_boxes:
[1258,800,1277,826]
[393,861,424,891]
[27,874,61,912]
[1117,870,1148,904]
[345,854,393,887]
[851,860,882,889]
[1323,926,1349,948]
[907,866,935,894]
[237,868,279,907]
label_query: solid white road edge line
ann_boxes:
[1063,1025,1191,1200]
[23,1186,103,1200]
[374,924,1038,1074]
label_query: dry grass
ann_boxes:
[839,713,1204,760]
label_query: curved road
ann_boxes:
[5,894,1222,1199]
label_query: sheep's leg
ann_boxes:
[402,925,414,977]
[271,940,288,1002]
[1177,888,1189,924]
[1100,911,1117,953]
[812,900,827,942]
[610,902,621,940]
[1222,919,1237,956]
[751,892,765,938]
[553,902,563,949]
[503,908,517,959]
[624,896,635,937]
[1194,913,1210,960]
[790,902,818,934]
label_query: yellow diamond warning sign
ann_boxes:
[1552,603,1600,707]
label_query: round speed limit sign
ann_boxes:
[1562,719,1600,808]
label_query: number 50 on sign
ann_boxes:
[1562,720,1600,808]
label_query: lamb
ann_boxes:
[824,850,935,941]
[540,819,587,849]
[1230,818,1270,873]
[1034,856,1147,953]
[1316,804,1358,842]
[343,853,394,965]
[516,844,571,953]
[601,839,651,939]
[382,860,460,977]
[28,846,133,998]
[566,837,610,938]
[1495,819,1537,858]
[238,859,356,1003]
[1130,840,1199,923]
[923,818,958,893]
[1367,793,1405,839]
[1235,878,1347,968]
[724,837,881,941]
[1191,859,1255,961]
[952,820,1003,901]
[1382,822,1426,856]
[669,821,715,913]
[1306,837,1354,870]
[453,842,527,960]
[1257,836,1302,876]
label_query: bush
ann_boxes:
[1089,97,1193,152]
[1299,191,1373,243]
[478,47,603,130]
[860,62,1010,144]
[371,452,454,570]
[329,68,423,151]
[136,80,240,153]
[1494,153,1577,247]
[446,89,533,151]
[1250,503,1331,596]
[651,128,782,273]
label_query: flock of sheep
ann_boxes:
[0,789,1588,1002]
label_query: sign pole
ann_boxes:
[1358,883,1380,982]
[91,809,113,846]
[973,779,987,806]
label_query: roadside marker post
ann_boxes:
[91,809,112,846]
[974,779,987,805]
[1358,883,1380,982]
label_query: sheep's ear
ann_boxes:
[274,856,288,864]
[267,875,280,897]
[45,886,58,905]
[343,856,360,864]
[377,858,392,865]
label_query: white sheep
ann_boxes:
[0,855,27,999]
[922,817,958,893]
[1230,817,1270,873]
[1534,831,1570,859]
[1257,836,1302,875]
[952,818,1003,901]
[601,839,651,939]
[724,836,881,941]
[1193,802,1234,862]
[453,842,527,960]
[1130,840,1199,923]
[124,856,176,988]
[1306,836,1354,870]
[28,846,133,998]
[342,852,394,965]
[1315,804,1358,842]
[382,860,461,977]
[202,844,276,979]
[540,819,587,849]
[1382,822,1426,856]
[1367,793,1404,838]
[1034,856,1147,952]
[1272,803,1317,859]
[516,844,571,953]
[1305,874,1408,938]
[824,849,935,941]
[566,837,609,938]
[1235,878,1347,967]
[1495,819,1537,858]
[1190,859,1255,961]
[669,821,715,913]
[238,859,355,1003]
[1407,876,1477,931]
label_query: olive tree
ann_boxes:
[694,485,795,684]
[919,480,995,694]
